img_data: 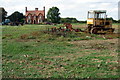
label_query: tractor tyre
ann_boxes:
[90,28,98,34]
[106,28,115,34]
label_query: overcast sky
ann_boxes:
[0,0,119,20]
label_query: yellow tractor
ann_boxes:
[87,10,114,34]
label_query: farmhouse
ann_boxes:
[25,7,45,24]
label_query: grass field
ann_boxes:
[2,23,120,78]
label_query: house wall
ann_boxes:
[25,7,45,24]
[26,15,44,24]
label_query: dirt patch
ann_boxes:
[15,38,37,42]
[68,38,118,52]
[73,24,86,29]
[69,39,118,45]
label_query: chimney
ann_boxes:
[43,6,45,19]
[43,6,45,11]
[35,8,38,11]
[25,7,27,12]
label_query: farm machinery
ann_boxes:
[50,23,83,32]
[86,10,114,34]
[49,10,114,34]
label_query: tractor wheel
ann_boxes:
[88,26,92,33]
[106,28,115,34]
[90,28,98,34]
[111,28,115,33]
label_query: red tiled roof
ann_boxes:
[25,10,44,16]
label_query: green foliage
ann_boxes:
[60,17,79,23]
[7,11,25,23]
[118,19,120,23]
[107,17,119,23]
[47,7,61,23]
[60,18,87,23]
[1,8,7,22]
[79,20,87,23]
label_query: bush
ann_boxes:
[60,17,79,23]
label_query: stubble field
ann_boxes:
[2,23,120,78]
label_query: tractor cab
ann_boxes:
[86,10,114,34]
[87,10,108,27]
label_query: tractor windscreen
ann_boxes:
[88,12,106,19]
[88,12,94,18]
[94,13,106,19]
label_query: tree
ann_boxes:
[0,8,7,22]
[107,17,118,23]
[47,7,60,23]
[8,11,25,23]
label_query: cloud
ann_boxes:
[0,0,119,20]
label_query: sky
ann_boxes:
[0,0,119,21]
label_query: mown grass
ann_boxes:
[2,24,119,78]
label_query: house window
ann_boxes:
[39,16,42,22]
[40,16,42,19]
[28,20,31,23]
[39,19,42,22]
[34,16,36,19]
[28,16,31,19]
